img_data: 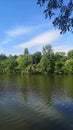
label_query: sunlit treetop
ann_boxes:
[37,0,73,34]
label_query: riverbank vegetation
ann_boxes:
[0,45,73,75]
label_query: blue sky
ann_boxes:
[0,0,73,55]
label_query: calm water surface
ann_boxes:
[0,74,73,130]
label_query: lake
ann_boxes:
[0,74,73,130]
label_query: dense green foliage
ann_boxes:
[37,0,73,34]
[1,45,73,75]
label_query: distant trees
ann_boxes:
[54,52,66,74]
[0,54,7,60]
[32,52,41,64]
[0,55,17,74]
[68,50,73,58]
[24,48,29,55]
[38,55,51,74]
[37,0,73,34]
[63,59,73,74]
[42,45,53,55]
[0,45,73,74]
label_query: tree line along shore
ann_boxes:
[0,45,73,75]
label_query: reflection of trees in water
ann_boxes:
[0,75,73,129]
[53,75,73,99]
[16,75,55,105]
[16,75,73,105]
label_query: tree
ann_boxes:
[38,55,51,74]
[0,54,7,60]
[37,0,73,34]
[42,45,55,73]
[16,54,32,74]
[42,45,53,56]
[63,59,73,73]
[54,52,66,62]
[54,52,66,73]
[24,48,29,55]
[54,61,64,74]
[32,52,41,64]
[67,50,73,58]
[3,57,17,73]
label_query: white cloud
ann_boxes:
[15,30,60,49]
[6,26,31,37]
[6,23,51,38]
[0,26,32,45]
[53,45,73,54]
[1,23,54,45]
[32,22,52,30]
[1,39,11,44]
[0,47,5,54]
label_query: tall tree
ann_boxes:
[24,48,29,55]
[42,45,53,56]
[37,0,73,34]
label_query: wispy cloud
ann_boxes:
[1,23,53,45]
[0,46,5,54]
[0,26,32,45]
[53,45,73,54]
[14,30,60,49]
[6,26,31,37]
[1,39,12,44]
[5,23,52,38]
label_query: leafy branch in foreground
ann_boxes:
[37,0,73,34]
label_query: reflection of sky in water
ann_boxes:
[0,75,73,130]
[0,89,73,130]
[53,96,73,116]
[0,90,61,120]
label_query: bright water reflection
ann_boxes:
[0,75,73,130]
